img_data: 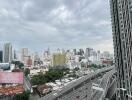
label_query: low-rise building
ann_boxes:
[0,63,10,71]
[37,84,52,95]
[0,72,24,99]
[101,58,113,66]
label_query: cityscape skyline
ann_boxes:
[0,0,113,53]
[0,0,126,100]
[0,42,114,55]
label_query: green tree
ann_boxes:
[31,73,47,85]
[12,91,30,100]
[18,62,24,69]
[12,61,24,69]
[24,68,30,76]
[74,67,80,71]
[31,66,69,85]
[91,64,97,68]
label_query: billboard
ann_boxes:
[0,72,23,84]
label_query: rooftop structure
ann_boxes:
[0,72,24,84]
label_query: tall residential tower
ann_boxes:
[21,48,28,63]
[3,43,12,63]
[110,0,132,99]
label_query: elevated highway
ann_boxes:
[39,66,115,100]
[90,69,116,100]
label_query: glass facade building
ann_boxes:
[3,43,12,63]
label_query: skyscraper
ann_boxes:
[13,50,17,60]
[78,49,84,55]
[3,43,12,63]
[85,48,92,59]
[97,50,100,61]
[110,0,132,99]
[73,49,77,55]
[21,48,28,63]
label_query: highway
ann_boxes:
[39,66,115,100]
[91,69,116,100]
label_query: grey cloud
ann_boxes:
[0,0,113,52]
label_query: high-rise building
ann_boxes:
[47,47,50,55]
[44,48,50,56]
[85,48,92,59]
[97,50,100,61]
[110,0,132,99]
[26,56,32,67]
[78,49,84,55]
[34,52,40,61]
[73,49,77,55]
[21,48,28,63]
[52,53,66,66]
[89,50,97,63]
[3,43,12,63]
[13,50,17,60]
[0,51,3,62]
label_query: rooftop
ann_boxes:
[0,85,24,95]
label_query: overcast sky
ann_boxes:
[0,0,113,53]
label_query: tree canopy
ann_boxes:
[11,61,24,69]
[31,66,70,85]
[24,68,30,76]
[12,91,30,100]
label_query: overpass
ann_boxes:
[90,69,116,100]
[39,66,115,100]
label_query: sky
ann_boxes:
[0,0,113,53]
